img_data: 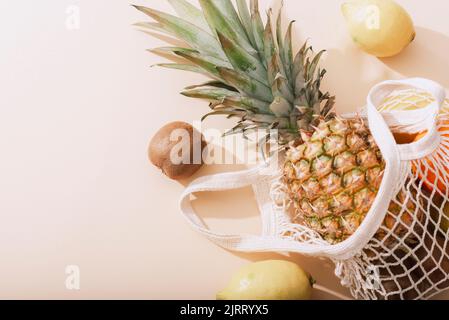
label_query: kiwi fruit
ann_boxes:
[149,121,206,180]
[377,233,449,300]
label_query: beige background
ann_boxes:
[1,0,449,299]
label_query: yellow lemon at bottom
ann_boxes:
[217,260,313,300]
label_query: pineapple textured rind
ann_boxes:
[283,117,386,243]
[283,117,424,245]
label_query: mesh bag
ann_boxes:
[180,78,449,300]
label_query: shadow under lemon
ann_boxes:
[381,27,449,89]
[324,45,393,114]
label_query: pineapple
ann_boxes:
[284,118,422,245]
[134,0,421,245]
[283,117,385,243]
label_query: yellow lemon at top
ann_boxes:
[216,260,313,300]
[342,0,415,57]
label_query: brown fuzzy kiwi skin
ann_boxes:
[149,121,206,180]
[377,233,449,300]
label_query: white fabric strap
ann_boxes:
[367,78,446,161]
[344,78,447,256]
[179,163,362,257]
[179,163,298,252]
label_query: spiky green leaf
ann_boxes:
[181,87,239,101]
[167,0,210,32]
[292,43,310,78]
[263,11,275,63]
[272,74,294,103]
[149,46,197,57]
[184,81,238,92]
[217,67,273,103]
[174,50,223,78]
[282,21,295,86]
[201,110,245,121]
[222,96,271,113]
[321,96,336,118]
[198,0,255,55]
[270,96,291,117]
[133,5,226,61]
[250,0,266,67]
[306,50,326,81]
[217,32,267,85]
[235,0,256,47]
[246,114,276,124]
[275,9,284,53]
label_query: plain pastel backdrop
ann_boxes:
[1,0,449,299]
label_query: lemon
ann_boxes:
[379,89,449,113]
[216,260,313,300]
[379,89,434,112]
[342,0,415,57]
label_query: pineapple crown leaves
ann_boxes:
[133,0,335,142]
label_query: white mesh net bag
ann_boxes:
[180,78,449,300]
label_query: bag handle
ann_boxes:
[179,163,301,252]
[179,162,370,258]
[178,78,447,260]
[352,78,447,255]
[367,78,446,161]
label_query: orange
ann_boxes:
[413,119,449,194]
